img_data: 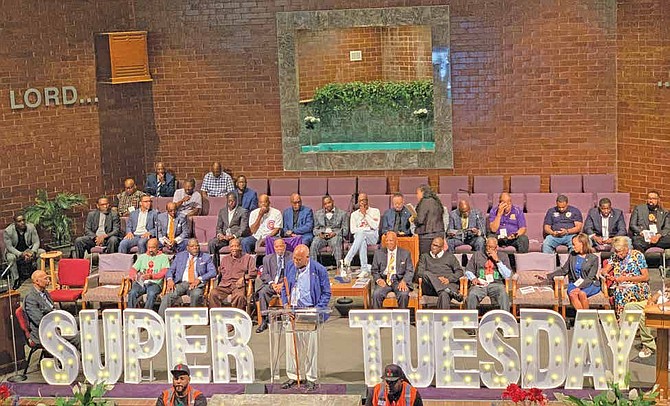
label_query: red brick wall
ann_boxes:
[381,26,433,81]
[616,0,670,206]
[0,0,667,230]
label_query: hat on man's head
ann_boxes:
[383,364,404,382]
[170,363,191,377]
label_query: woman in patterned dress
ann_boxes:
[600,236,650,318]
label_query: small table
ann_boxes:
[644,303,670,402]
[330,278,371,309]
[40,251,63,288]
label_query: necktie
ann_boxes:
[188,257,195,284]
[275,256,284,284]
[168,217,175,241]
[461,216,468,230]
[386,252,396,285]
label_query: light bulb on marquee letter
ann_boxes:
[209,308,254,383]
[349,310,393,386]
[80,309,123,384]
[479,310,520,389]
[599,309,641,389]
[520,309,567,389]
[39,310,80,385]
[565,310,607,390]
[392,310,434,388]
[434,310,479,389]
[166,308,211,384]
[124,309,165,384]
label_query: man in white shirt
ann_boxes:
[241,194,283,254]
[173,179,202,218]
[119,195,158,254]
[344,193,380,276]
[370,231,414,309]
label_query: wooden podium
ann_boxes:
[644,304,670,402]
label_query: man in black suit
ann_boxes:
[74,197,121,258]
[255,238,292,333]
[584,198,627,248]
[208,192,250,269]
[629,191,670,252]
[23,270,80,348]
[371,231,414,309]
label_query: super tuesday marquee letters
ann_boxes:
[38,308,641,389]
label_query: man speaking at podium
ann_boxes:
[280,244,331,391]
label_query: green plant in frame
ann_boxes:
[24,189,87,246]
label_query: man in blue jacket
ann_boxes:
[281,193,314,247]
[119,195,158,254]
[158,238,217,318]
[280,244,331,391]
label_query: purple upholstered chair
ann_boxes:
[510,175,541,193]
[583,174,615,193]
[358,177,388,195]
[299,178,327,196]
[269,178,299,197]
[398,176,429,194]
[550,175,583,194]
[328,177,356,196]
[473,176,503,194]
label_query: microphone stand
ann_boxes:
[2,261,26,382]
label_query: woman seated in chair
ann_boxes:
[600,235,650,319]
[537,233,600,309]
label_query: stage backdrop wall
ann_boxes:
[0,0,668,228]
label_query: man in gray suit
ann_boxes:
[208,192,250,269]
[23,270,80,348]
[629,191,670,252]
[119,195,158,254]
[371,231,414,309]
[256,238,293,333]
[74,197,121,258]
[4,214,44,289]
[447,200,486,252]
[157,202,189,253]
[309,195,349,264]
[584,198,627,249]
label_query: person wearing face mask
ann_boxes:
[629,191,670,252]
[542,194,583,254]
[310,195,349,264]
[156,364,207,406]
[447,199,485,253]
[488,193,529,253]
[173,178,202,218]
[584,197,627,250]
[464,237,512,312]
[74,196,121,258]
[366,364,423,406]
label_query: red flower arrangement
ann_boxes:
[502,383,547,405]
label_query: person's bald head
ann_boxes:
[124,178,137,194]
[146,238,159,256]
[32,270,50,290]
[458,200,471,216]
[259,194,270,209]
[293,245,310,268]
[498,193,512,214]
[166,202,177,217]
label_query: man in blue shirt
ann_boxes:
[542,195,583,253]
[234,175,259,212]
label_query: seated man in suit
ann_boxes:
[584,197,627,249]
[74,197,121,258]
[208,192,249,269]
[119,195,158,254]
[542,194,583,254]
[465,237,512,313]
[416,236,464,309]
[159,238,217,318]
[144,161,175,197]
[4,214,45,289]
[488,193,529,253]
[235,175,259,212]
[279,193,314,248]
[256,239,293,333]
[344,193,380,276]
[24,270,80,349]
[241,194,282,254]
[309,195,349,264]
[157,202,189,253]
[381,193,413,236]
[371,231,414,309]
[447,200,486,252]
[126,238,170,309]
[209,238,256,312]
[629,190,670,252]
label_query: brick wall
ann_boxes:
[381,26,433,82]
[0,0,667,230]
[616,0,670,206]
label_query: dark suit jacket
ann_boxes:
[381,208,413,236]
[156,212,189,243]
[167,251,217,283]
[282,206,314,240]
[281,260,331,312]
[371,247,414,285]
[629,204,670,236]
[448,208,486,238]
[144,171,176,197]
[549,252,600,289]
[126,209,158,236]
[584,208,627,238]
[23,287,54,345]
[216,206,250,238]
[261,251,294,285]
[84,210,121,239]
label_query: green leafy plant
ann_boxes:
[555,373,658,406]
[24,189,87,246]
[37,382,114,406]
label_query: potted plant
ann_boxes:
[24,189,87,254]
[36,381,114,406]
